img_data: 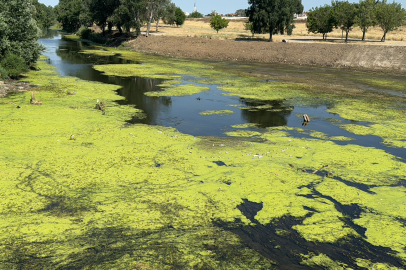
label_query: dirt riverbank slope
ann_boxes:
[127,36,406,73]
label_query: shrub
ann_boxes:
[0,54,29,78]
[210,15,229,33]
[76,25,93,39]
[0,65,8,80]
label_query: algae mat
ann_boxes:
[0,50,406,269]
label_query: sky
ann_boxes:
[39,0,406,15]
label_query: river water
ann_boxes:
[39,30,406,161]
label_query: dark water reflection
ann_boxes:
[39,30,405,160]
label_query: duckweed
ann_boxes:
[199,110,234,116]
[145,84,210,97]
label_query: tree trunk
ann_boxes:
[323,33,326,40]
[345,30,349,42]
[269,27,273,42]
[156,19,160,32]
[146,10,154,37]
[381,31,386,42]
[118,25,122,34]
[362,30,366,41]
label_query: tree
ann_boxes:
[375,0,406,41]
[32,0,55,29]
[56,0,83,32]
[174,7,186,27]
[154,0,172,32]
[162,2,176,25]
[188,11,204,18]
[356,0,376,41]
[144,0,168,37]
[246,0,303,42]
[210,15,229,33]
[0,0,42,65]
[82,0,120,35]
[332,0,358,42]
[306,5,335,40]
[235,9,246,17]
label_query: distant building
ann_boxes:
[294,12,307,20]
[194,2,197,13]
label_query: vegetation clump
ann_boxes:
[0,54,29,78]
[210,15,229,33]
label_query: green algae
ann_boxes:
[359,78,406,93]
[301,254,350,269]
[2,42,406,268]
[231,123,259,128]
[354,213,406,262]
[356,258,402,270]
[199,110,234,116]
[145,84,210,97]
[329,99,406,148]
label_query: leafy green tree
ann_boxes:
[307,5,335,40]
[162,2,177,25]
[145,0,170,36]
[188,11,204,18]
[55,0,83,32]
[82,0,120,35]
[0,0,42,65]
[332,0,358,42]
[210,15,229,33]
[154,0,172,32]
[355,0,376,41]
[246,0,303,42]
[375,0,406,41]
[33,0,55,29]
[1,53,29,78]
[119,0,147,35]
[174,7,186,27]
[235,9,246,17]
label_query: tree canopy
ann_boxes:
[210,15,229,33]
[246,0,303,41]
[0,0,42,65]
[188,11,204,18]
[355,0,376,41]
[174,7,186,27]
[307,5,335,40]
[332,0,358,42]
[375,0,406,41]
[306,0,405,42]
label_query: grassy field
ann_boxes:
[142,18,405,42]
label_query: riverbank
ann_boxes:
[0,80,32,98]
[126,35,406,73]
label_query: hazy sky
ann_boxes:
[39,0,406,15]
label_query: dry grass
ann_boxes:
[142,18,405,42]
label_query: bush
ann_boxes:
[188,11,203,18]
[0,65,8,80]
[76,25,93,39]
[175,7,186,27]
[0,54,29,78]
[210,15,229,33]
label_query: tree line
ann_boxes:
[307,0,406,42]
[55,0,186,37]
[0,0,54,79]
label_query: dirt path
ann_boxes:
[127,36,406,73]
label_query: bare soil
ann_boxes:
[0,80,32,98]
[127,35,406,73]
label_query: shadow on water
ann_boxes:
[216,199,403,269]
